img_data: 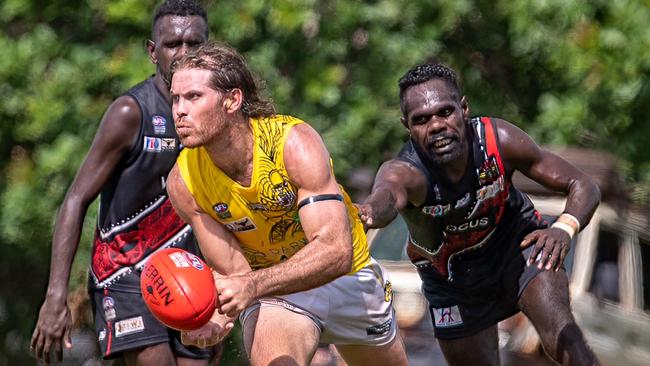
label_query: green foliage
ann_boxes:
[1,0,649,363]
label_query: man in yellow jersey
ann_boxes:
[165,41,409,366]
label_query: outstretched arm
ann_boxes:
[496,118,601,271]
[31,96,141,365]
[358,159,427,229]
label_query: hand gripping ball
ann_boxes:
[140,248,217,331]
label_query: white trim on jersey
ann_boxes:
[98,195,167,240]
[90,225,192,288]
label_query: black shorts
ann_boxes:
[89,272,211,360]
[417,245,543,340]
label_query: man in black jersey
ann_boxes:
[358,62,601,366]
[31,1,212,365]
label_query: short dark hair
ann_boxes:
[171,42,276,118]
[152,0,208,39]
[398,63,462,116]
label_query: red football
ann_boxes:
[140,247,217,331]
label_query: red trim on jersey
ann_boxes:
[91,199,187,282]
[480,117,505,173]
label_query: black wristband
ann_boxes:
[297,194,344,210]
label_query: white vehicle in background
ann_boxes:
[367,147,650,366]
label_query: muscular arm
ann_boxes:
[166,164,251,276]
[496,118,600,271]
[245,124,353,296]
[496,118,600,227]
[359,159,427,229]
[32,96,141,362]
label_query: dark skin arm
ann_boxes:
[357,159,428,229]
[495,118,601,271]
[30,96,140,365]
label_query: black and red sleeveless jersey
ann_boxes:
[90,77,193,289]
[397,117,546,284]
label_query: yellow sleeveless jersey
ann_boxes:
[177,114,370,273]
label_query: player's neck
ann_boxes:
[205,116,254,186]
[152,73,171,103]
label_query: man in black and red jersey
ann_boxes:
[358,62,601,366]
[31,1,213,365]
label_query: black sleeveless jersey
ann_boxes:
[90,77,193,288]
[397,117,547,285]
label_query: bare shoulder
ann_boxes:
[167,164,201,221]
[167,164,184,193]
[283,123,334,189]
[492,117,543,173]
[60,95,144,203]
[283,123,327,159]
[102,95,141,130]
[92,95,142,152]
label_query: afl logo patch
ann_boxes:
[213,202,232,219]
[152,115,166,134]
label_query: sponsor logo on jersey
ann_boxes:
[152,115,166,134]
[478,156,500,185]
[143,136,161,152]
[422,204,451,218]
[445,217,490,233]
[213,202,232,219]
[161,138,176,151]
[366,319,392,335]
[102,297,116,321]
[476,175,505,201]
[115,316,145,338]
[454,193,471,209]
[224,217,257,232]
[433,185,442,201]
[466,175,506,219]
[98,329,106,342]
[247,203,269,212]
[433,305,463,328]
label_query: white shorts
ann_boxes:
[241,257,397,346]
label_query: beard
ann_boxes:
[177,133,199,148]
[175,107,228,148]
[177,126,216,148]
